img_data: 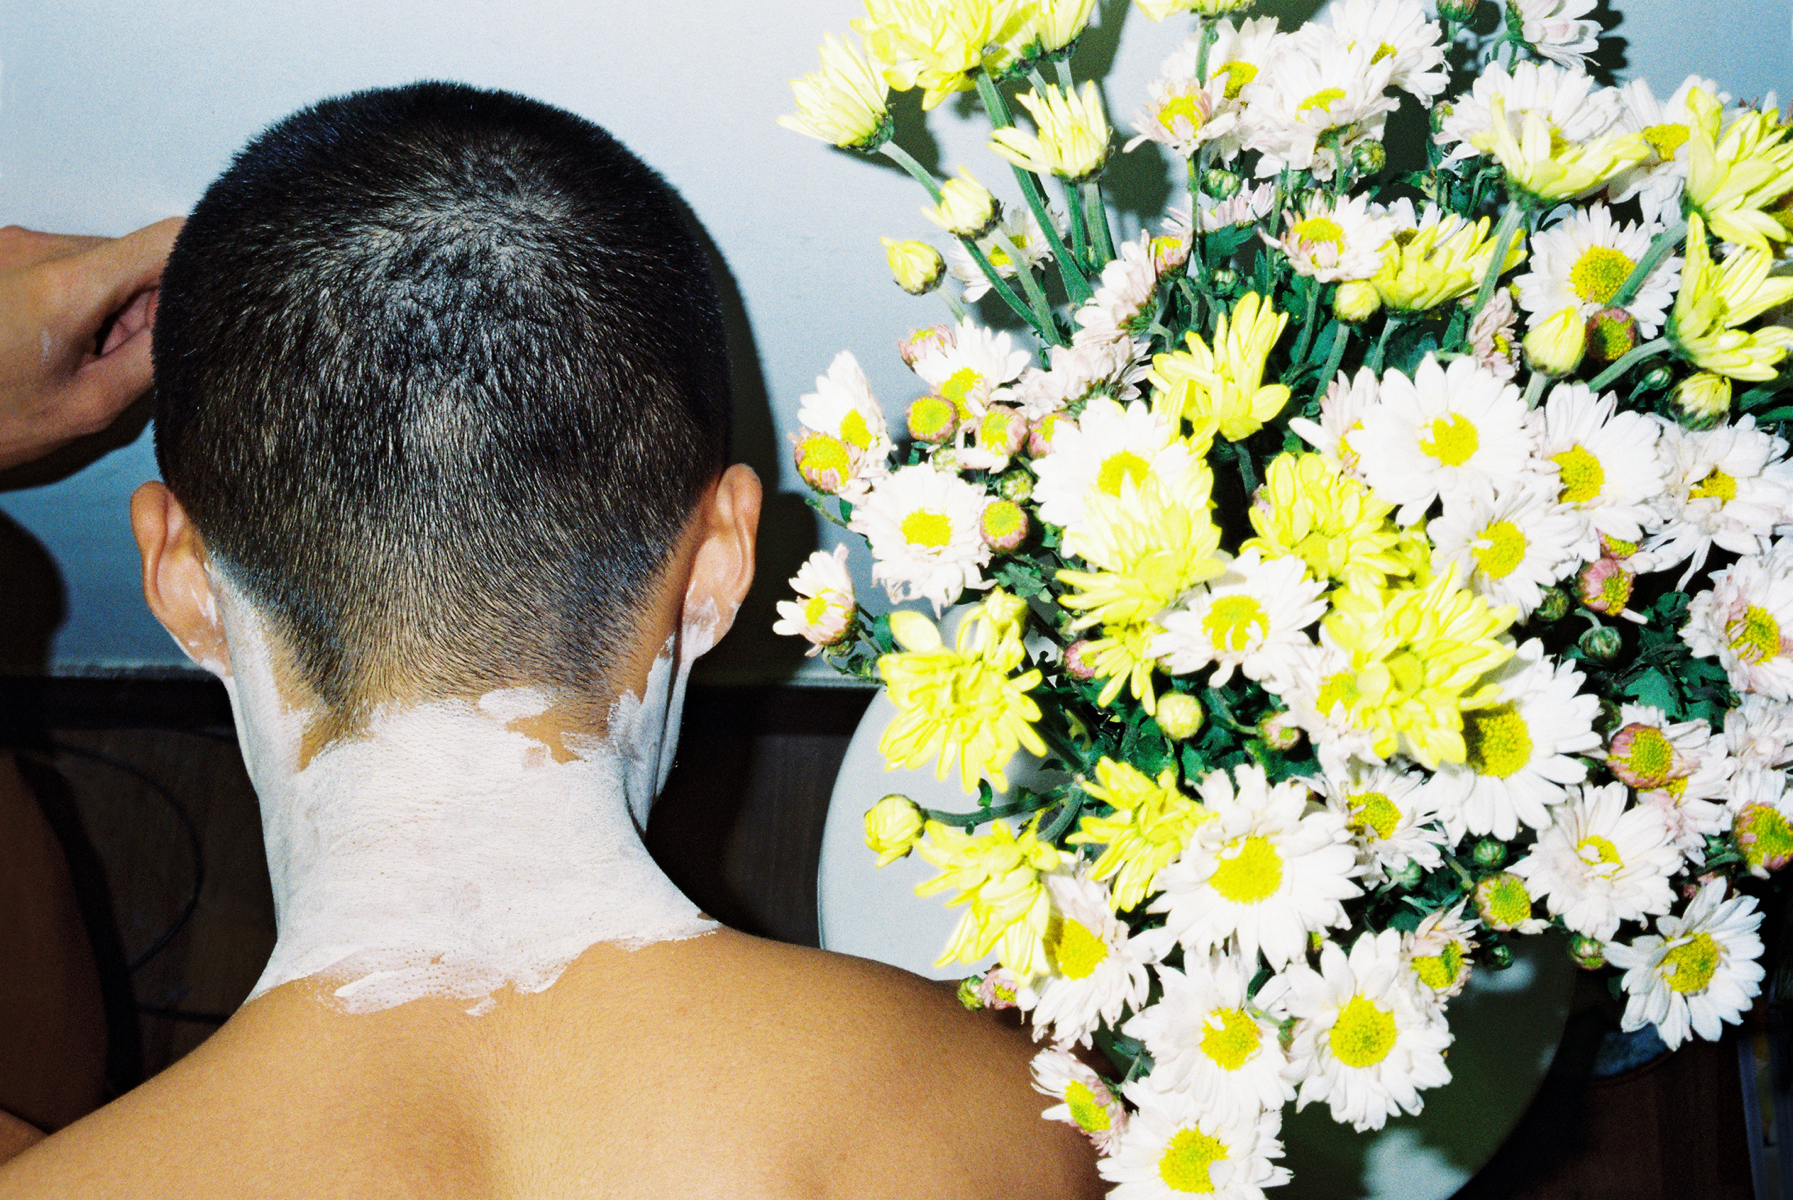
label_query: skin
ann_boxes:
[0,468,1103,1199]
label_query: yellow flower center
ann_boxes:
[981,499,1027,543]
[1618,726,1675,781]
[1462,703,1532,778]
[1730,604,1783,664]
[1291,216,1346,249]
[1473,520,1528,580]
[1482,875,1533,926]
[1642,122,1690,160]
[1209,835,1282,904]
[1553,445,1605,505]
[1372,41,1398,63]
[910,395,955,439]
[1577,834,1623,867]
[1741,806,1793,872]
[1097,450,1150,496]
[901,508,954,549]
[839,408,873,450]
[1046,916,1109,980]
[1569,245,1636,306]
[1690,468,1737,504]
[1412,941,1464,991]
[1063,1081,1113,1132]
[1348,790,1400,840]
[797,432,851,479]
[1299,87,1346,113]
[1202,594,1270,653]
[940,367,983,418]
[1159,1127,1227,1193]
[1419,413,1479,467]
[803,594,834,625]
[1216,60,1257,101]
[978,410,1016,446]
[1199,1007,1262,1072]
[1159,94,1200,132]
[1660,932,1721,994]
[1331,994,1398,1068]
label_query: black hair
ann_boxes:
[153,81,732,715]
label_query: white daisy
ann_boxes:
[909,317,1033,421]
[1030,396,1200,540]
[1725,692,1793,770]
[796,350,895,478]
[1610,75,1726,226]
[1276,639,1387,775]
[944,206,1056,303]
[1403,901,1479,1006]
[1126,66,1238,159]
[1281,930,1453,1132]
[1123,952,1296,1122]
[771,545,856,654]
[1509,0,1602,69]
[1264,192,1394,283]
[1314,758,1450,881]
[1142,18,1284,165]
[1101,1075,1292,1200]
[1435,60,1623,163]
[1509,781,1681,941]
[1149,765,1361,970]
[1683,546,1793,700]
[1031,1047,1128,1154]
[1464,287,1521,381]
[1515,203,1682,337]
[1606,879,1766,1050]
[1027,872,1158,1049]
[1529,382,1668,544]
[1239,30,1399,181]
[1348,353,1538,526]
[1073,231,1160,350]
[1605,703,1732,861]
[1727,763,1793,877]
[1289,366,1378,477]
[1426,483,1596,619]
[1310,0,1447,103]
[1012,339,1151,420]
[1182,182,1278,235]
[1428,638,1601,842]
[1638,416,1793,586]
[1151,549,1327,690]
[850,464,992,613]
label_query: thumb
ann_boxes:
[55,216,184,329]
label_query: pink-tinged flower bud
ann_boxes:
[1029,411,1075,457]
[1606,722,1684,789]
[1736,804,1793,877]
[1577,557,1635,617]
[1150,232,1190,276]
[1258,710,1301,750]
[1599,532,1639,560]
[1584,307,1638,365]
[1064,638,1100,681]
[792,430,853,494]
[974,967,1030,1010]
[1473,873,1536,931]
[899,323,955,368]
[907,394,958,444]
[974,405,1029,460]
[980,499,1030,551]
[930,446,963,473]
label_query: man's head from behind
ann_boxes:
[136,81,759,733]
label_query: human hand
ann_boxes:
[0,217,183,471]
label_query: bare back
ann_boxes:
[0,929,1102,1199]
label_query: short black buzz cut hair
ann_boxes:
[153,80,733,716]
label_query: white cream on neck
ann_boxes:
[207,571,719,1015]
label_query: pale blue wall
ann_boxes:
[0,0,1786,681]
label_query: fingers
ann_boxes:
[0,225,107,273]
[68,217,184,320]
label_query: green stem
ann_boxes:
[1082,180,1115,262]
[1313,319,1351,401]
[1193,17,1215,81]
[1366,316,1400,373]
[879,141,944,203]
[1229,439,1258,495]
[917,796,1052,831]
[1587,336,1670,391]
[1201,687,1257,735]
[1612,218,1687,309]
[1053,57,1075,92]
[958,234,1053,341]
[1470,201,1527,326]
[1290,279,1321,366]
[993,231,1064,344]
[975,70,1094,301]
[941,288,968,322]
[1039,789,1086,844]
[1521,370,1547,408]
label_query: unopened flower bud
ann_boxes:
[1640,363,1673,391]
[1534,585,1571,622]
[1258,711,1302,751]
[1064,638,1100,680]
[1569,934,1606,970]
[1201,167,1241,199]
[1389,860,1426,890]
[930,446,962,473]
[1578,557,1635,617]
[1584,307,1638,365]
[1209,267,1240,292]
[1599,532,1638,560]
[1674,371,1733,425]
[1435,0,1479,20]
[1486,941,1514,970]
[899,323,955,368]
[1030,411,1075,457]
[1474,872,1536,931]
[972,405,1029,462]
[1156,692,1205,740]
[980,498,1030,551]
[864,794,925,866]
[1578,624,1622,660]
[956,976,986,1010]
[1735,803,1793,876]
[923,168,1001,239]
[907,395,958,444]
[1523,306,1587,378]
[1351,139,1387,176]
[1334,279,1382,323]
[1150,233,1191,275]
[793,430,854,494]
[996,468,1034,503]
[881,237,945,295]
[1473,838,1507,868]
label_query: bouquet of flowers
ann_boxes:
[776,0,1792,1193]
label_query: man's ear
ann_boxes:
[682,463,761,641]
[130,481,230,676]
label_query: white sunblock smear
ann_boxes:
[200,570,722,1016]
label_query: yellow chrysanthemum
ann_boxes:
[1319,572,1517,768]
[1471,95,1649,202]
[1067,758,1210,911]
[776,33,893,150]
[915,814,1063,977]
[1031,0,1100,52]
[1148,292,1291,442]
[1684,87,1793,256]
[989,82,1112,182]
[853,0,1036,110]
[1242,452,1410,594]
[1078,620,1163,713]
[878,591,1047,793]
[1372,214,1527,313]
[1671,212,1793,382]
[1057,473,1227,631]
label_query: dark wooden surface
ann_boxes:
[0,677,1762,1196]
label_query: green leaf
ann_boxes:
[1180,743,1206,780]
[1622,667,1681,717]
